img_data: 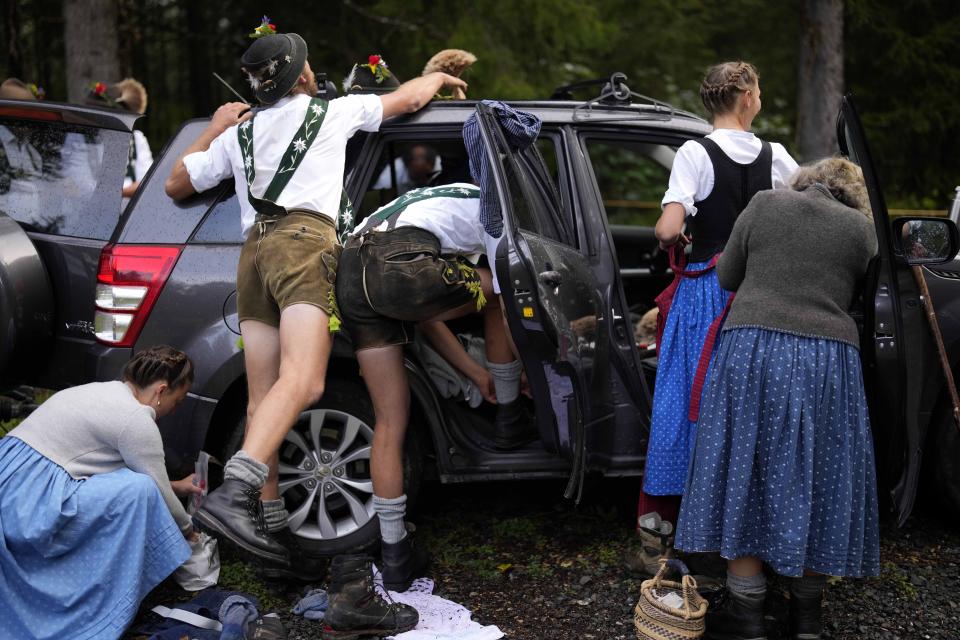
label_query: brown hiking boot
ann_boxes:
[625,511,674,575]
[321,554,419,639]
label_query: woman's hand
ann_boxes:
[171,473,203,498]
[186,526,200,542]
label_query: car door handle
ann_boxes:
[538,270,562,287]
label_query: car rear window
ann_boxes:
[0,118,128,240]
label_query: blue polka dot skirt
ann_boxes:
[0,437,191,639]
[674,327,881,578]
[643,262,731,496]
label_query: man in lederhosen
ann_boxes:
[164,23,466,579]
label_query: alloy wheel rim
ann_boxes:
[277,408,375,541]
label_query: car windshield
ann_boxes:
[0,118,129,239]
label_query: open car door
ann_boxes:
[838,95,936,525]
[474,103,614,500]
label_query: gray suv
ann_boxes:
[2,81,958,555]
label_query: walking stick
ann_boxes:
[911,265,960,431]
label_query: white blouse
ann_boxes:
[662,129,799,217]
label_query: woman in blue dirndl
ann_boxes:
[0,346,199,640]
[636,61,798,562]
[675,158,881,640]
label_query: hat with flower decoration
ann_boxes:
[343,54,400,95]
[0,77,41,101]
[84,80,122,108]
[240,16,308,105]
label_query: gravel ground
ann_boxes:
[129,478,960,639]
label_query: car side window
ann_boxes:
[0,119,128,239]
[582,137,675,227]
[190,185,243,244]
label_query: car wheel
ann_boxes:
[934,403,960,521]
[0,212,53,379]
[222,378,423,556]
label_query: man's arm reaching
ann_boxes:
[165,102,253,201]
[380,72,468,120]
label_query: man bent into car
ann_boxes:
[336,182,535,590]
[164,25,466,574]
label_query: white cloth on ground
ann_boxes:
[371,567,503,640]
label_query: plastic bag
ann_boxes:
[188,451,211,515]
[174,531,220,591]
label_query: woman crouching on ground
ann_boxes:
[0,346,199,639]
[675,158,879,640]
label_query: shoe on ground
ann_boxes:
[321,554,419,640]
[257,526,329,582]
[625,511,674,576]
[705,588,767,640]
[492,398,538,450]
[246,613,287,639]
[789,582,823,640]
[192,477,290,565]
[380,533,430,592]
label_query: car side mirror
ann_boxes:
[892,217,959,265]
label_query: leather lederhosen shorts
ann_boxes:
[236,210,341,327]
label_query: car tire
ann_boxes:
[221,377,424,556]
[0,212,54,379]
[934,403,960,521]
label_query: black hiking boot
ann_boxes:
[789,582,823,640]
[380,534,430,592]
[492,398,537,450]
[321,554,419,640]
[257,527,329,582]
[192,478,289,565]
[705,588,768,640]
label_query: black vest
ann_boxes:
[686,138,773,263]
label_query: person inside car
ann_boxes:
[162,16,464,594]
[0,345,199,639]
[675,158,879,640]
[372,142,442,194]
[334,181,533,593]
[634,61,799,573]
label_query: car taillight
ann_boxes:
[94,244,182,346]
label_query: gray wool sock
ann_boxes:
[791,574,827,598]
[489,360,522,405]
[223,450,269,489]
[726,570,767,598]
[262,498,289,533]
[373,494,407,544]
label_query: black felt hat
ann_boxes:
[241,33,308,105]
[343,54,400,95]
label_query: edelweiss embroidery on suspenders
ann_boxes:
[237,97,329,217]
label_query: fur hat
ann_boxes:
[241,18,308,105]
[422,49,476,99]
[114,78,147,114]
[344,54,400,95]
[0,78,38,101]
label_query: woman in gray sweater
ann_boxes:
[674,158,880,640]
[0,345,197,640]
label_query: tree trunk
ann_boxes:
[63,0,119,102]
[796,0,844,162]
[3,0,23,79]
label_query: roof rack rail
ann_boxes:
[552,72,675,123]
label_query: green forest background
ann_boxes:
[3,0,958,210]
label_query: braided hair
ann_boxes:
[122,345,194,391]
[699,61,759,119]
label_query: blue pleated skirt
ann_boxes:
[643,262,731,495]
[0,437,191,640]
[674,327,880,578]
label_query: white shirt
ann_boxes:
[183,93,383,236]
[353,183,505,294]
[662,129,799,216]
[124,130,153,187]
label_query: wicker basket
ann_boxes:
[634,559,708,640]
